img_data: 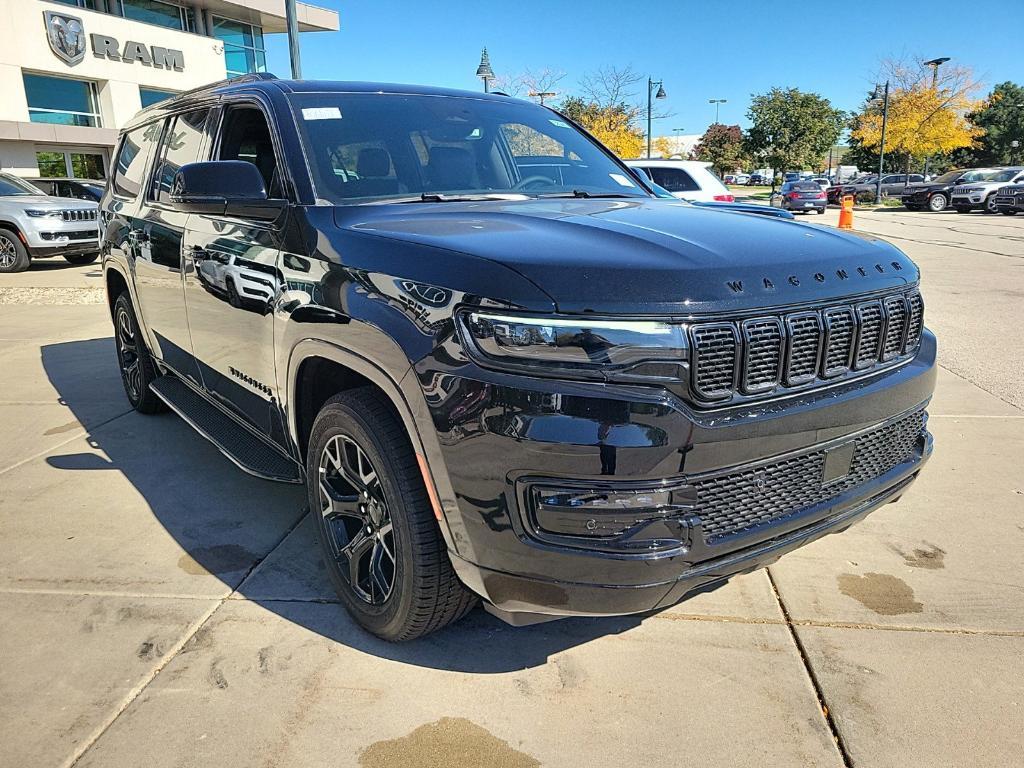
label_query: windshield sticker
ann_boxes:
[302,107,342,120]
[609,173,635,187]
[548,119,570,128]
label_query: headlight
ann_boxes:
[25,209,63,218]
[459,310,688,379]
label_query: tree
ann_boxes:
[559,96,644,158]
[693,124,747,176]
[745,88,845,188]
[652,136,675,158]
[491,67,567,103]
[850,86,982,170]
[963,82,1024,166]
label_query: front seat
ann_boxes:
[354,147,399,196]
[426,146,478,191]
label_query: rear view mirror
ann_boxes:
[170,161,286,221]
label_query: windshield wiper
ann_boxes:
[536,190,638,199]
[383,193,527,204]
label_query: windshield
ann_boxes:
[81,183,105,196]
[0,173,43,196]
[288,93,648,204]
[985,169,1021,183]
[958,169,996,182]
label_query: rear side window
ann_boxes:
[112,123,161,199]
[152,109,210,203]
[649,167,700,192]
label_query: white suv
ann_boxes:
[625,160,735,203]
[950,167,1024,214]
[0,172,99,273]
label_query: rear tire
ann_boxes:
[64,252,99,265]
[928,193,947,212]
[983,194,998,214]
[0,230,30,273]
[307,387,476,641]
[112,293,166,414]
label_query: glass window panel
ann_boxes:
[213,17,250,47]
[140,87,177,108]
[113,122,161,198]
[53,0,97,8]
[119,0,185,31]
[23,73,96,115]
[36,152,68,177]
[223,46,250,75]
[70,153,106,179]
[153,109,210,202]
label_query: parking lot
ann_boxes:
[1,208,1022,767]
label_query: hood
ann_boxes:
[333,198,917,315]
[2,195,97,209]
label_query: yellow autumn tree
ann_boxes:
[652,136,675,158]
[559,97,645,159]
[852,85,982,160]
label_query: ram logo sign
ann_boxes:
[44,11,87,66]
[42,10,185,71]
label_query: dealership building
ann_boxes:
[0,0,338,180]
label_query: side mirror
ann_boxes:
[169,161,287,221]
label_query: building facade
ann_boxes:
[0,0,337,179]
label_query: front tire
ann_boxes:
[307,388,476,641]
[112,293,166,414]
[1001,210,1018,216]
[983,194,998,214]
[928,193,947,212]
[0,230,30,273]
[64,252,99,265]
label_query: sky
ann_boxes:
[266,0,1023,137]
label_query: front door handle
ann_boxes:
[128,229,149,244]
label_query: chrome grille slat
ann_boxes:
[60,209,97,222]
[693,407,926,541]
[689,289,924,405]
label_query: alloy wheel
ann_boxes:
[0,235,16,269]
[115,307,142,403]
[928,193,946,212]
[317,434,397,605]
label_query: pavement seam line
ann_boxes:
[65,505,311,768]
[0,408,133,477]
[937,363,1022,414]
[767,567,854,768]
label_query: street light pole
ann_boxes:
[647,78,666,158]
[476,48,494,93]
[922,57,950,176]
[528,91,556,106]
[874,81,890,204]
[708,98,727,125]
[284,0,302,78]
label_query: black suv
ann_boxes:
[101,75,935,641]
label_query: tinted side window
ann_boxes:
[112,123,161,199]
[650,167,700,192]
[218,106,281,196]
[152,109,210,203]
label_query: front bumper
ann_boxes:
[19,215,99,255]
[421,330,937,618]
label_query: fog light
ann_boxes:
[529,481,696,548]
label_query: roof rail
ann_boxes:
[158,72,280,105]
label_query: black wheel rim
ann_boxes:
[115,307,142,403]
[318,434,397,605]
[0,235,16,269]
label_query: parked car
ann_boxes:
[747,173,770,185]
[993,183,1024,215]
[901,168,993,212]
[950,167,1024,214]
[809,177,832,189]
[841,174,925,202]
[723,174,737,185]
[770,181,827,213]
[642,176,795,220]
[733,173,751,185]
[102,75,934,641]
[0,171,99,273]
[29,177,106,202]
[625,160,734,202]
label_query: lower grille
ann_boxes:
[692,407,926,542]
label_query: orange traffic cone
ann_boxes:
[838,195,854,230]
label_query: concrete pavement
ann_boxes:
[1,211,1022,767]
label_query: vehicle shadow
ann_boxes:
[40,336,668,672]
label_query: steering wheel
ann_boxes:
[513,175,558,191]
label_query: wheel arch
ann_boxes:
[286,339,460,553]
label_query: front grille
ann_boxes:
[692,407,926,542]
[689,288,924,404]
[61,209,97,222]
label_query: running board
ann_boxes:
[150,376,302,483]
